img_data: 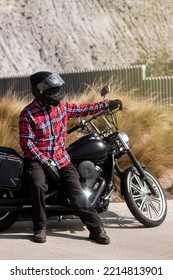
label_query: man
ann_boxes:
[19,71,122,244]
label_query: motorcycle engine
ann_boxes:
[77,160,102,189]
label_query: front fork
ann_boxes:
[115,133,157,196]
[127,149,157,195]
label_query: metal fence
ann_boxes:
[142,76,173,110]
[0,66,143,96]
[0,65,173,109]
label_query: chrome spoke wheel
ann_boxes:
[131,172,165,221]
[0,190,19,231]
[0,191,12,221]
[123,168,167,227]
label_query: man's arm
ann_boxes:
[65,100,109,118]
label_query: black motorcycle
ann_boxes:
[0,94,167,231]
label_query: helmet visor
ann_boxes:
[37,73,65,92]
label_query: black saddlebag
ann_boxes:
[0,149,23,190]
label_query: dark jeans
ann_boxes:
[25,161,103,231]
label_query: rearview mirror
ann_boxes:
[100,85,110,98]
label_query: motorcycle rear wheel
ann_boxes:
[0,190,19,232]
[123,169,167,227]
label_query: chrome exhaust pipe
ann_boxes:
[90,177,106,207]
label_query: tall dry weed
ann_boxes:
[67,84,173,178]
[0,90,30,154]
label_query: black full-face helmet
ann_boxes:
[30,71,65,106]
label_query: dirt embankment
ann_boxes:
[0,0,173,77]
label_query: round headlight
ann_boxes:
[119,132,129,144]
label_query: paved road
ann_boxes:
[0,200,173,260]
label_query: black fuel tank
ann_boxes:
[67,132,107,161]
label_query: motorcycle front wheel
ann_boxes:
[122,168,167,227]
[0,190,20,231]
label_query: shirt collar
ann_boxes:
[33,99,52,109]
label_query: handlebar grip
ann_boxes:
[67,124,80,134]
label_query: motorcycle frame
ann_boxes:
[116,132,156,195]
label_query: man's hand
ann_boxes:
[42,161,60,181]
[108,99,123,111]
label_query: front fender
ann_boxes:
[120,164,146,196]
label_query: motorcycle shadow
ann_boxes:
[0,210,143,242]
[100,210,143,229]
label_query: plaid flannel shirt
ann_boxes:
[19,99,109,169]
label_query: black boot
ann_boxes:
[89,226,110,244]
[33,228,46,243]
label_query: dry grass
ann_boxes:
[67,85,173,176]
[116,98,173,176]
[0,89,31,154]
[0,86,173,193]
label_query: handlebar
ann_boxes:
[67,110,105,134]
[67,106,121,134]
[67,124,81,134]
